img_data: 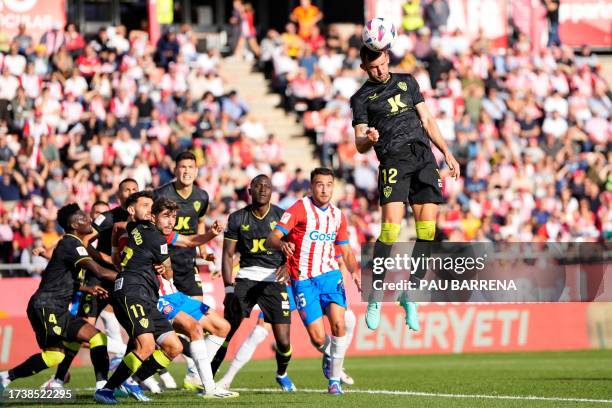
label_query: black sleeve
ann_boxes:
[63,239,92,268]
[198,190,209,219]
[148,229,170,264]
[408,75,425,105]
[224,211,240,241]
[92,210,113,234]
[350,93,369,127]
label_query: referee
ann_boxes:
[350,46,460,331]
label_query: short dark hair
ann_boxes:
[359,45,384,64]
[310,167,335,182]
[250,174,270,187]
[125,190,153,208]
[175,151,196,165]
[118,178,138,189]
[92,200,109,208]
[152,197,179,215]
[57,203,81,232]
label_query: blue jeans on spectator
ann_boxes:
[547,22,561,47]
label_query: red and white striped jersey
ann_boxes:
[158,232,180,296]
[275,197,349,281]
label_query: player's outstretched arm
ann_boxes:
[79,258,118,282]
[222,238,237,288]
[266,229,295,258]
[338,244,361,292]
[173,221,224,248]
[354,124,379,154]
[154,257,174,280]
[415,102,460,179]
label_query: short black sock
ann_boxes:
[9,353,49,380]
[54,347,79,381]
[274,344,292,376]
[90,345,109,382]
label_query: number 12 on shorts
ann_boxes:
[382,168,397,184]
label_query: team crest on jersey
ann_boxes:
[383,186,393,198]
[398,81,407,91]
[241,224,250,231]
[84,304,91,314]
[139,318,149,328]
[281,292,288,301]
[52,326,61,335]
[193,201,201,212]
[269,221,277,230]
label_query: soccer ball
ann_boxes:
[362,17,397,52]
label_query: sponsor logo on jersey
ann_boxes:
[269,221,277,230]
[398,81,407,91]
[308,230,337,241]
[94,214,106,226]
[139,318,149,328]
[368,93,379,100]
[383,186,393,198]
[280,212,291,224]
[283,310,290,317]
[241,224,250,231]
[193,201,201,212]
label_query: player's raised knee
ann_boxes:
[415,220,435,241]
[162,335,183,358]
[379,222,401,244]
[41,350,65,367]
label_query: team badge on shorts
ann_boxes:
[163,304,173,315]
[139,318,149,328]
[193,201,201,212]
[383,186,393,198]
[398,81,407,91]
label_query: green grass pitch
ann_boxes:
[2,350,612,407]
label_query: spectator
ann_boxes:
[424,0,450,35]
[290,0,323,40]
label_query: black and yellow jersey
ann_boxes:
[350,73,428,164]
[30,234,91,308]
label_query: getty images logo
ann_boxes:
[308,231,337,241]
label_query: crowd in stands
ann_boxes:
[0,22,305,276]
[257,0,611,246]
[0,0,610,276]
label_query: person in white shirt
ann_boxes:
[543,91,568,118]
[112,128,141,166]
[542,110,568,139]
[64,70,89,99]
[3,43,27,76]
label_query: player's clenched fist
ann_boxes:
[280,242,295,257]
[365,127,379,143]
[210,220,224,235]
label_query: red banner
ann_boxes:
[0,0,66,43]
[0,277,603,368]
[559,0,612,48]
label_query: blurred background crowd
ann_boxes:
[0,0,610,277]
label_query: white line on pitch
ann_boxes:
[232,388,612,404]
